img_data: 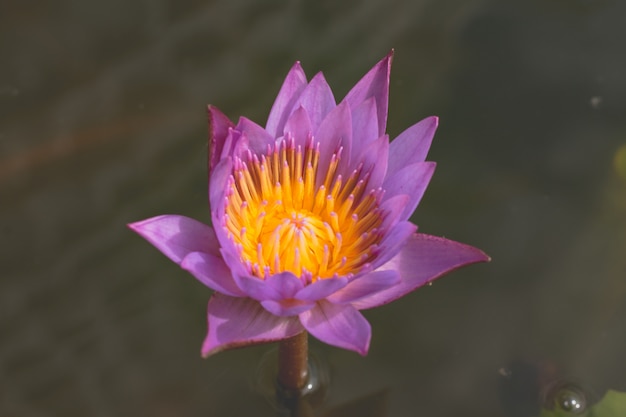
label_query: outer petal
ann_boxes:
[352,234,491,310]
[128,215,219,263]
[202,293,303,357]
[299,301,371,356]
[344,51,392,136]
[266,62,308,138]
[209,157,233,212]
[387,116,438,178]
[326,270,400,304]
[208,106,235,172]
[180,252,243,297]
[382,161,436,221]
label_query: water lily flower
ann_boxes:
[128,52,489,357]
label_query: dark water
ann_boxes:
[2,0,626,416]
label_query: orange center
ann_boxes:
[224,137,384,281]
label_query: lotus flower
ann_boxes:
[128,52,489,356]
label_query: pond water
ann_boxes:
[2,0,625,416]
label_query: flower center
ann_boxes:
[224,136,384,281]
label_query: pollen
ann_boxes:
[223,135,385,281]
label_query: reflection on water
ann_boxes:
[2,0,626,416]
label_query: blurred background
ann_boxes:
[1,0,625,415]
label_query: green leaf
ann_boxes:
[589,390,626,416]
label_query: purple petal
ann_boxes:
[202,293,303,357]
[261,299,315,317]
[382,161,436,221]
[371,221,417,270]
[387,116,438,178]
[264,272,305,298]
[266,62,308,138]
[294,72,336,132]
[128,215,220,263]
[314,101,352,186]
[354,134,389,189]
[208,106,235,172]
[235,117,275,156]
[180,252,243,297]
[283,106,313,149]
[352,233,491,310]
[344,51,392,136]
[217,246,255,286]
[209,158,233,212]
[295,276,348,302]
[351,97,379,148]
[299,301,371,356]
[379,194,409,231]
[220,128,242,160]
[233,274,281,302]
[326,270,400,304]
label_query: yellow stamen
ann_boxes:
[224,138,385,281]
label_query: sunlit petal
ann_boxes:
[300,301,371,356]
[353,234,491,310]
[202,293,303,357]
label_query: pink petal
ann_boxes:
[208,158,233,212]
[202,293,303,357]
[261,299,315,317]
[128,215,219,263]
[293,72,336,132]
[283,106,313,149]
[382,161,436,221]
[233,274,281,302]
[352,233,491,310]
[354,134,389,189]
[218,246,253,281]
[264,272,305,298]
[387,116,438,178]
[379,194,409,231]
[235,117,275,156]
[351,97,379,148]
[266,62,308,138]
[314,101,352,186]
[294,276,348,302]
[371,220,417,269]
[299,301,371,356]
[344,51,392,137]
[208,105,235,172]
[210,127,241,166]
[326,270,400,304]
[180,252,243,297]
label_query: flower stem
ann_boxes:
[277,331,309,391]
